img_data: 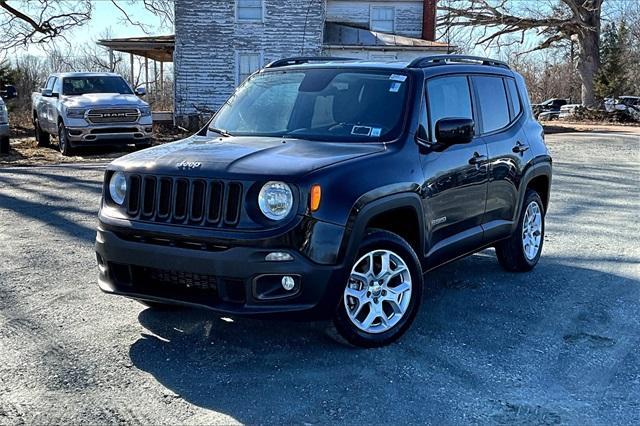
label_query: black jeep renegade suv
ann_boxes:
[96,55,552,347]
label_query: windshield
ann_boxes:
[62,76,133,96]
[210,69,410,142]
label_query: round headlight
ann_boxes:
[109,172,127,205]
[258,181,293,220]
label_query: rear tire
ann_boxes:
[495,189,545,272]
[34,117,50,147]
[58,122,73,156]
[333,229,423,348]
[0,136,9,154]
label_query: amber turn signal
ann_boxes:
[310,185,321,212]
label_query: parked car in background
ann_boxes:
[619,96,640,108]
[558,103,582,120]
[0,85,17,154]
[96,55,552,347]
[32,72,153,156]
[601,96,640,121]
[532,98,569,119]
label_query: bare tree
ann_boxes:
[439,0,603,106]
[0,0,173,51]
[0,1,93,50]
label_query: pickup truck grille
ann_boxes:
[125,174,243,228]
[87,108,139,124]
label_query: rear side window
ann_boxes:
[473,76,510,133]
[505,78,522,118]
[426,76,473,141]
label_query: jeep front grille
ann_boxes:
[87,108,139,124]
[125,174,243,228]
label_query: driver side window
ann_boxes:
[45,77,56,91]
[52,78,62,95]
[426,76,473,142]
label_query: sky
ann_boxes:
[17,0,172,57]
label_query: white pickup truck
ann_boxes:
[32,72,153,155]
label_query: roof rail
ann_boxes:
[265,56,357,68]
[408,55,510,70]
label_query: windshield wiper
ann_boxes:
[208,127,233,137]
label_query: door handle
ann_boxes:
[468,152,487,165]
[513,141,530,153]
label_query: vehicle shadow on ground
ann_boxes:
[0,167,103,243]
[129,253,640,424]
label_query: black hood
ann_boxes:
[109,135,386,179]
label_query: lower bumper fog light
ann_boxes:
[281,276,296,291]
[265,252,293,262]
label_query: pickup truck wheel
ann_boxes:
[0,136,9,154]
[58,122,74,156]
[34,117,50,147]
[136,142,152,150]
[333,229,423,348]
[495,189,545,272]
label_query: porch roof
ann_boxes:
[97,35,175,62]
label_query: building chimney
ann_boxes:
[422,0,437,41]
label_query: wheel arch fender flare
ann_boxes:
[513,158,552,229]
[338,190,425,267]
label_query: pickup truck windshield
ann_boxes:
[210,69,410,142]
[62,76,133,96]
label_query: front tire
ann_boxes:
[495,189,545,272]
[0,136,9,154]
[333,230,423,348]
[34,117,50,147]
[58,122,73,156]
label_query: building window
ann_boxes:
[237,53,262,85]
[370,6,395,33]
[237,0,263,22]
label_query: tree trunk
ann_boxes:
[576,30,600,107]
[576,3,602,107]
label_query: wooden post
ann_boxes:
[130,52,134,86]
[145,56,149,98]
[160,61,164,93]
[153,60,158,103]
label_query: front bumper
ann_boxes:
[67,123,153,146]
[95,226,347,319]
[0,123,9,138]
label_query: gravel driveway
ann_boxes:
[0,131,639,425]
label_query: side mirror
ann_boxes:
[135,87,146,97]
[41,89,58,98]
[435,118,474,146]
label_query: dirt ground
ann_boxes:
[0,130,639,424]
[543,121,640,135]
[0,124,189,166]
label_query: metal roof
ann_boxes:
[98,35,175,62]
[97,24,451,62]
[323,23,450,51]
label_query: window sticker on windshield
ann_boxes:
[389,82,402,93]
[389,74,407,82]
[351,125,373,136]
[371,128,382,137]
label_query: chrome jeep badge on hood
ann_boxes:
[177,160,202,170]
